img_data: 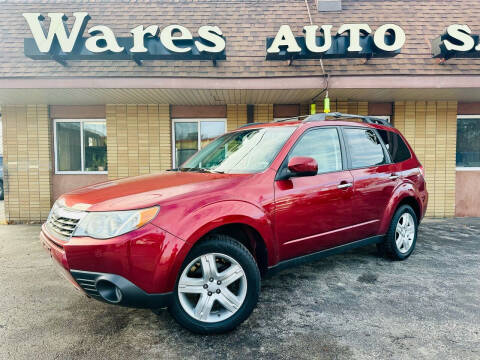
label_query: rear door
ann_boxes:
[274,127,357,261]
[342,127,399,239]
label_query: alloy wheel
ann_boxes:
[395,212,415,253]
[177,253,248,323]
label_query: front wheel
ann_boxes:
[378,204,418,260]
[168,234,260,334]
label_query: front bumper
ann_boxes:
[40,222,190,308]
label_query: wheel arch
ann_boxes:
[395,196,421,222]
[165,200,277,286]
[379,186,423,234]
[195,223,269,276]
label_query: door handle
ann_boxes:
[389,173,399,180]
[337,182,353,189]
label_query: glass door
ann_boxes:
[173,119,226,168]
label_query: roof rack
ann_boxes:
[303,112,393,127]
[236,112,393,129]
[236,122,268,128]
[272,115,309,123]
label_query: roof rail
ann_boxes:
[303,112,393,127]
[236,122,268,128]
[273,115,309,123]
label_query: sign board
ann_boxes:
[266,24,405,60]
[23,12,226,65]
[432,24,480,60]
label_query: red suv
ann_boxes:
[40,113,427,334]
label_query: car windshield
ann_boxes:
[179,126,296,174]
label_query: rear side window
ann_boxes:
[344,128,386,168]
[289,127,342,174]
[377,129,411,163]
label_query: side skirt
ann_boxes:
[266,235,384,276]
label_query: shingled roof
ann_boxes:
[0,0,479,79]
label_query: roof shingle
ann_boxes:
[1,0,479,78]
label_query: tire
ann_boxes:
[168,234,261,334]
[0,181,3,201]
[378,204,418,261]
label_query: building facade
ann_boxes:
[0,0,479,222]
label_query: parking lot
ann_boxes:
[0,219,479,360]
[0,201,4,224]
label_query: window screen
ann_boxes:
[289,127,342,174]
[344,128,386,168]
[377,129,411,163]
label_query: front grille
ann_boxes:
[49,215,80,238]
[46,206,86,241]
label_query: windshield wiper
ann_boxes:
[179,167,224,174]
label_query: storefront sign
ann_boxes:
[266,24,405,60]
[23,12,226,65]
[432,24,480,60]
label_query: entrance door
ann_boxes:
[274,127,356,261]
[172,119,226,168]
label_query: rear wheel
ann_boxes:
[168,234,260,334]
[0,181,3,200]
[378,204,418,260]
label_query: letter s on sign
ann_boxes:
[196,26,225,53]
[443,24,475,52]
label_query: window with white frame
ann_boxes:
[54,119,107,174]
[457,115,480,169]
[172,119,226,168]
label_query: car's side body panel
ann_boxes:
[348,163,400,238]
[274,170,356,260]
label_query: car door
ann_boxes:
[342,127,399,239]
[274,127,357,261]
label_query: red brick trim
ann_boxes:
[50,105,106,118]
[274,104,300,118]
[171,105,226,118]
[458,102,480,115]
[368,102,393,116]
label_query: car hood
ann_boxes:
[58,171,248,212]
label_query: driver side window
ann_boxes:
[289,127,343,174]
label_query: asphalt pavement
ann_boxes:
[0,219,479,359]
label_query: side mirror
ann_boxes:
[287,156,318,177]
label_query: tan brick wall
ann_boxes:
[106,104,171,179]
[2,105,51,222]
[254,104,273,123]
[226,104,248,131]
[394,101,457,217]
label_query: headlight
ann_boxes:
[73,206,159,239]
[47,201,60,223]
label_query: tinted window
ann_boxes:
[377,129,411,163]
[344,128,386,168]
[289,128,342,174]
[457,117,480,167]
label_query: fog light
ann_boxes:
[96,280,123,304]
